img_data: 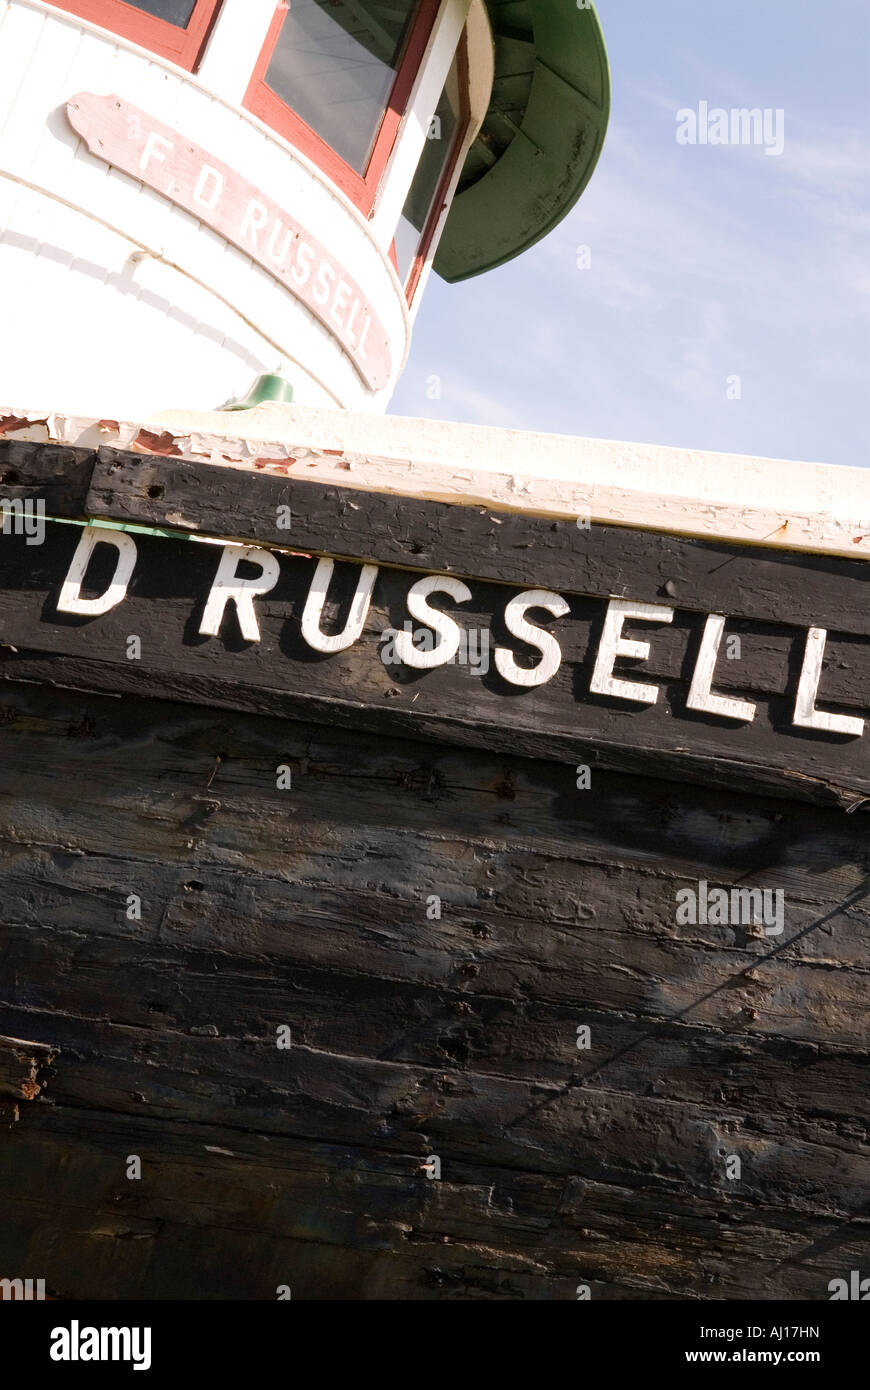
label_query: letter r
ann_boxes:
[200,545,280,642]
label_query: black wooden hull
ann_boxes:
[1,437,868,1299]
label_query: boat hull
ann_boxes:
[1,426,868,1300]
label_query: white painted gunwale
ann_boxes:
[3,402,868,563]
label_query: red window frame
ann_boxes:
[244,0,444,216]
[403,31,469,304]
[50,1,222,71]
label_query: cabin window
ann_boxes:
[52,1,223,70]
[245,0,443,213]
[396,37,469,301]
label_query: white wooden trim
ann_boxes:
[195,0,275,107]
[368,0,471,245]
[407,0,493,315]
[3,401,868,563]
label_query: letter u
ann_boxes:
[301,558,378,654]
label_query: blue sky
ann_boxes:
[391,0,869,470]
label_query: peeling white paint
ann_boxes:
[4,400,868,563]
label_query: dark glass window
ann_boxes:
[395,55,463,286]
[133,1,197,22]
[264,0,418,174]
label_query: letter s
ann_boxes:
[495,589,569,688]
[393,576,471,669]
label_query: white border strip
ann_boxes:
[3,401,869,562]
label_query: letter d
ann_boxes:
[57,526,137,616]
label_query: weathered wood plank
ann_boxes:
[5,435,870,640]
[2,1107,866,1299]
[3,863,869,1054]
[2,522,870,806]
[2,933,867,1162]
[8,1039,866,1219]
[1,682,868,904]
[0,1035,57,1101]
[0,440,95,512]
[86,447,870,635]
